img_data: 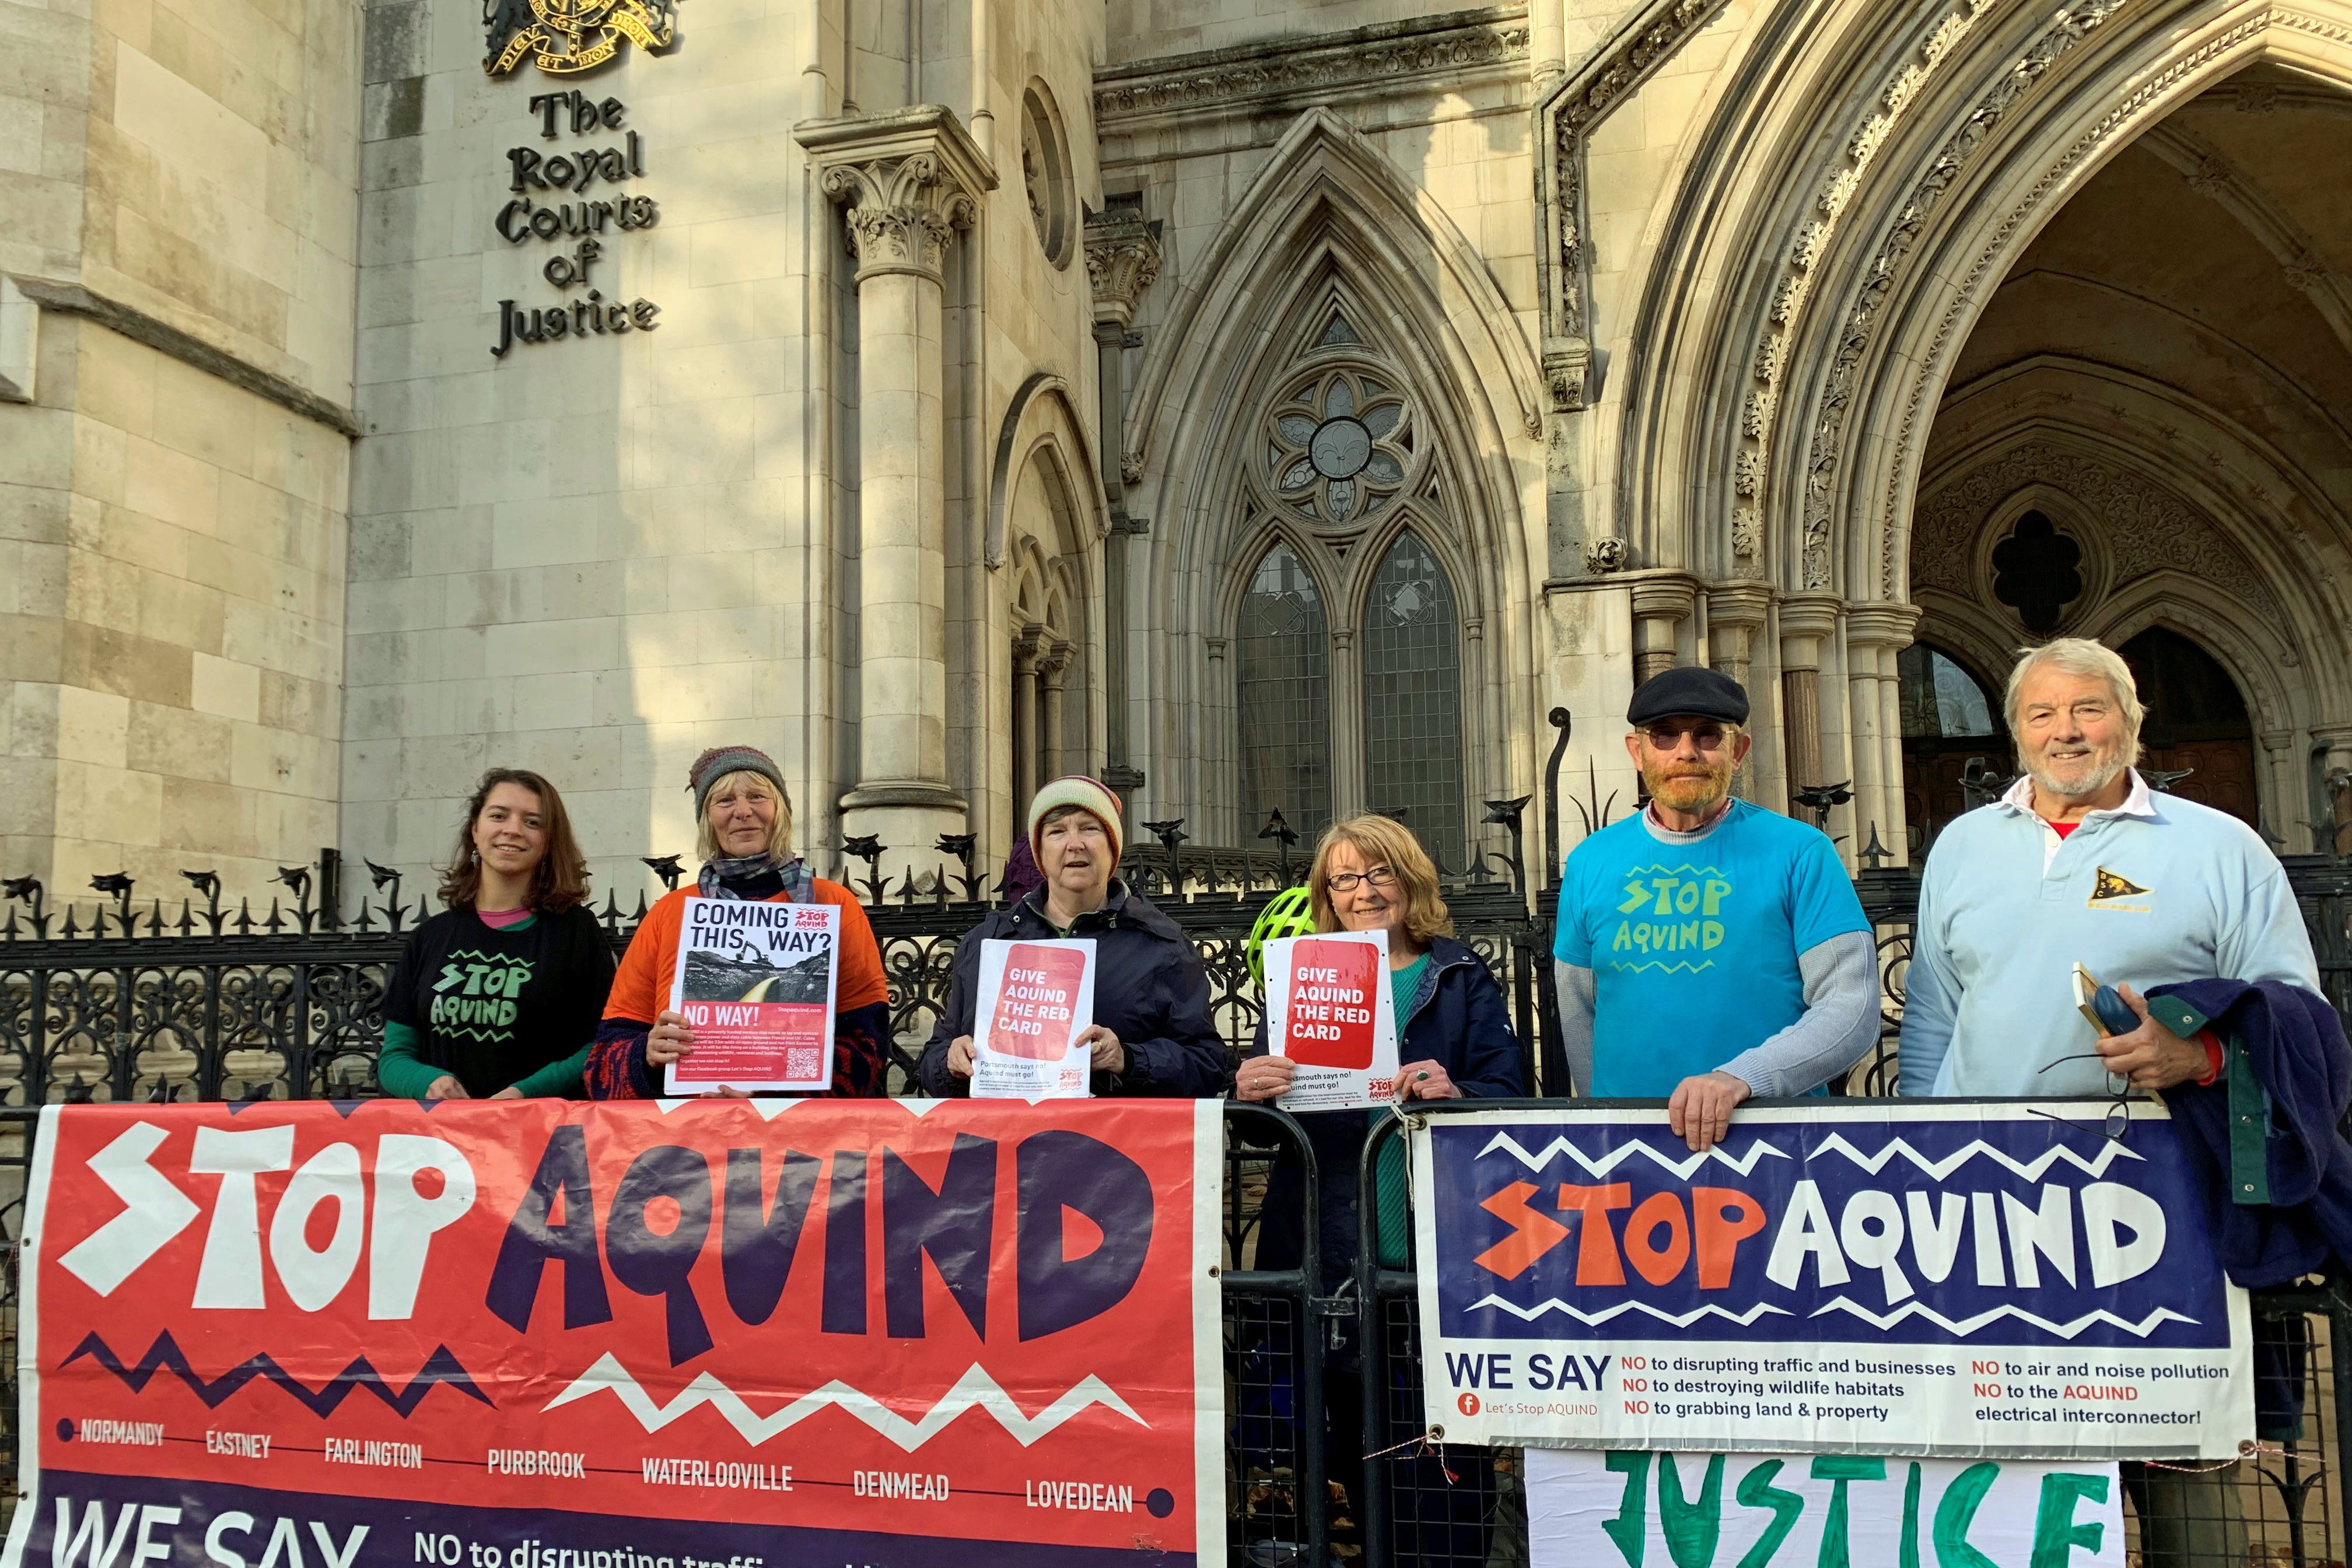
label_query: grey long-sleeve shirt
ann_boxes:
[1553,806,1882,1097]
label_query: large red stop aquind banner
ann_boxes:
[2,1099,1224,1568]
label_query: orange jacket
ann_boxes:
[604,880,888,1024]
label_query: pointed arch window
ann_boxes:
[1237,543,1334,841]
[1362,530,1465,867]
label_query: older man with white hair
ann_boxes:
[1899,636,2318,1098]
[1901,637,2324,1566]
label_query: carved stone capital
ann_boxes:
[796,107,998,285]
[1543,342,1591,411]
[1704,581,1774,633]
[1039,642,1074,687]
[1842,600,1920,650]
[1084,210,1162,327]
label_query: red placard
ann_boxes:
[4,1100,1224,1568]
[1282,937,1381,1068]
[985,943,1089,1060]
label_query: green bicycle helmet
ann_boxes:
[1245,885,1319,991]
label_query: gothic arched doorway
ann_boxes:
[2116,627,2258,828]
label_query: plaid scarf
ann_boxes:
[695,853,812,903]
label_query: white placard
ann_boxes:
[971,937,1096,1100]
[664,895,839,1094]
[1527,1447,2126,1568]
[1264,928,1401,1111]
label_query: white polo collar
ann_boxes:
[1995,768,2158,823]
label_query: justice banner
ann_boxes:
[1524,1448,2124,1568]
[1413,1102,2252,1459]
[665,896,838,1094]
[5,1098,1225,1568]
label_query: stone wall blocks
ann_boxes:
[687,211,793,290]
[351,428,457,513]
[62,761,168,848]
[509,670,593,731]
[0,482,72,548]
[127,698,234,782]
[191,650,262,722]
[8,539,71,617]
[75,328,160,439]
[55,684,131,768]
[346,512,413,580]
[347,573,446,634]
[484,612,622,677]
[60,617,195,708]
[361,0,425,85]
[0,756,61,839]
[118,430,224,534]
[504,722,623,793]
[0,614,66,684]
[693,605,778,666]
[666,551,766,613]
[0,407,76,489]
[634,396,755,486]
[149,352,261,476]
[397,729,487,801]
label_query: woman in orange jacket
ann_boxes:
[587,746,892,1097]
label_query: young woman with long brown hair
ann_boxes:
[376,768,615,1099]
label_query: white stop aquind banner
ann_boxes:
[1413,1103,2253,1459]
[1525,1448,2126,1568]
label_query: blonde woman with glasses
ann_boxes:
[1233,813,1522,1560]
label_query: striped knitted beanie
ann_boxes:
[1027,775,1125,865]
[687,745,791,821]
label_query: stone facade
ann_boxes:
[5,0,2351,905]
[1,0,357,896]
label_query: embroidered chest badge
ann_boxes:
[2089,866,2152,910]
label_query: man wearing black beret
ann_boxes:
[1552,667,1878,1150]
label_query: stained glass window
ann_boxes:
[1362,530,1465,867]
[1897,643,1996,738]
[1237,544,1333,842]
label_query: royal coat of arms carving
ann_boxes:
[484,0,676,76]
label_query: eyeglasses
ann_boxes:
[1642,723,1731,752]
[1326,866,1399,894]
[2032,1053,2132,1142]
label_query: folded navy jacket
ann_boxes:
[2154,976,2352,1289]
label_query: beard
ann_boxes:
[1644,760,1734,814]
[2024,743,2130,800]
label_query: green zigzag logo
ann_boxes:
[1611,959,1718,975]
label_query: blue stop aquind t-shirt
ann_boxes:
[1553,799,1870,1096]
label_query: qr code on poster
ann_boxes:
[788,1047,822,1080]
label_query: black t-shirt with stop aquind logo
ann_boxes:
[383,905,615,1096]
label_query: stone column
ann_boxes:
[1628,573,1698,683]
[1012,634,1041,821]
[1706,583,1773,692]
[799,108,997,867]
[1845,603,1919,860]
[1039,642,1072,783]
[2260,729,2298,849]
[1706,583,1773,802]
[2315,724,2352,855]
[1084,209,1161,794]
[1777,593,1843,807]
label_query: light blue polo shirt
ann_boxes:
[1898,771,2320,1098]
[1555,800,1871,1096]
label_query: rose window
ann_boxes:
[1267,371,1412,523]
